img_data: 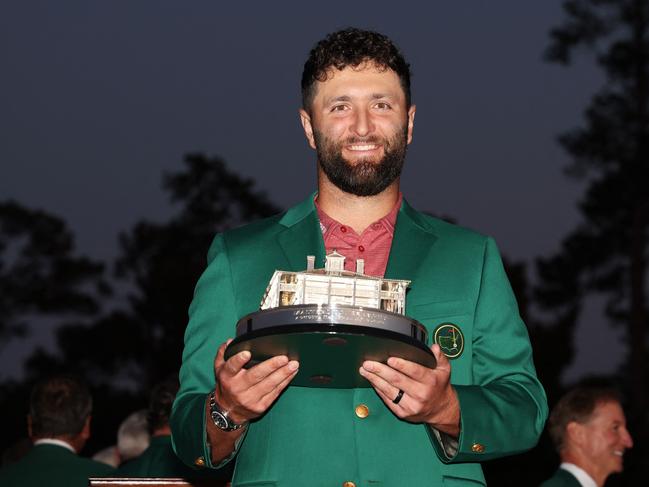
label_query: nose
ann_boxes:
[351,108,374,137]
[622,427,633,448]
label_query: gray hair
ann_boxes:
[117,409,150,461]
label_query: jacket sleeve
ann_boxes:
[432,237,548,462]
[170,234,240,469]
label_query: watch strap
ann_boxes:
[209,391,246,432]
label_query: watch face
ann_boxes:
[211,410,229,430]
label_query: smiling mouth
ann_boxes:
[613,450,624,457]
[347,144,380,151]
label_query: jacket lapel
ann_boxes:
[384,200,438,291]
[275,195,437,285]
[277,194,326,271]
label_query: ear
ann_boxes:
[81,415,91,441]
[566,421,585,446]
[406,105,416,144]
[299,109,317,150]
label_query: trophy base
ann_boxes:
[225,305,435,388]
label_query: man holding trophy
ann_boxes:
[171,28,547,486]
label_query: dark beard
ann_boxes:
[315,127,408,197]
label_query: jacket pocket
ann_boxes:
[442,475,486,486]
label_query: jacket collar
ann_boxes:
[277,192,325,272]
[277,192,438,288]
[33,439,76,454]
[385,199,438,288]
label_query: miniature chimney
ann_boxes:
[325,250,345,272]
[356,259,365,275]
[306,255,315,271]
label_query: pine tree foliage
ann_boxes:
[540,1,648,482]
[0,201,107,347]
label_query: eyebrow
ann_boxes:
[324,93,396,105]
[371,93,394,100]
[324,95,351,105]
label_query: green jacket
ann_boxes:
[116,435,231,481]
[0,443,115,487]
[171,195,548,486]
[540,469,582,487]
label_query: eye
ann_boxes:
[374,102,392,110]
[330,104,349,112]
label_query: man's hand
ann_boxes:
[213,340,299,424]
[358,344,460,437]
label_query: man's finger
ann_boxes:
[234,362,299,418]
[361,360,414,391]
[359,365,400,398]
[430,344,451,373]
[214,340,232,371]
[244,354,291,384]
[256,363,300,406]
[386,356,430,382]
[374,387,407,415]
[250,360,299,396]
[222,349,253,376]
[361,370,408,416]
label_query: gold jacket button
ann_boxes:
[343,482,356,487]
[471,443,485,453]
[355,404,370,418]
[194,456,206,467]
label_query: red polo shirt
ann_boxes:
[315,194,402,278]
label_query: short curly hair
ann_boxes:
[548,386,621,452]
[301,28,412,112]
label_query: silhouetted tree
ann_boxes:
[539,1,649,484]
[13,154,283,453]
[0,201,109,456]
[112,153,282,386]
[34,154,282,391]
[532,233,584,403]
[0,201,108,348]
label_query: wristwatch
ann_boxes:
[209,391,247,432]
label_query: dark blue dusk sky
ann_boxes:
[0,1,621,382]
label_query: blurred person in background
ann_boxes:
[0,375,114,487]
[92,444,120,468]
[541,386,633,487]
[116,409,150,464]
[92,408,151,468]
[117,376,231,483]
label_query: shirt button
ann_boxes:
[343,482,356,487]
[471,443,485,453]
[358,245,365,252]
[194,456,206,467]
[355,404,370,418]
[340,226,347,233]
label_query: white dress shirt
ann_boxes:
[560,462,597,487]
[33,438,76,453]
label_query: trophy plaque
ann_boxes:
[224,252,436,388]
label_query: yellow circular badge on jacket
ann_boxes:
[433,323,464,359]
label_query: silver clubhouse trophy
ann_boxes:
[224,251,436,388]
